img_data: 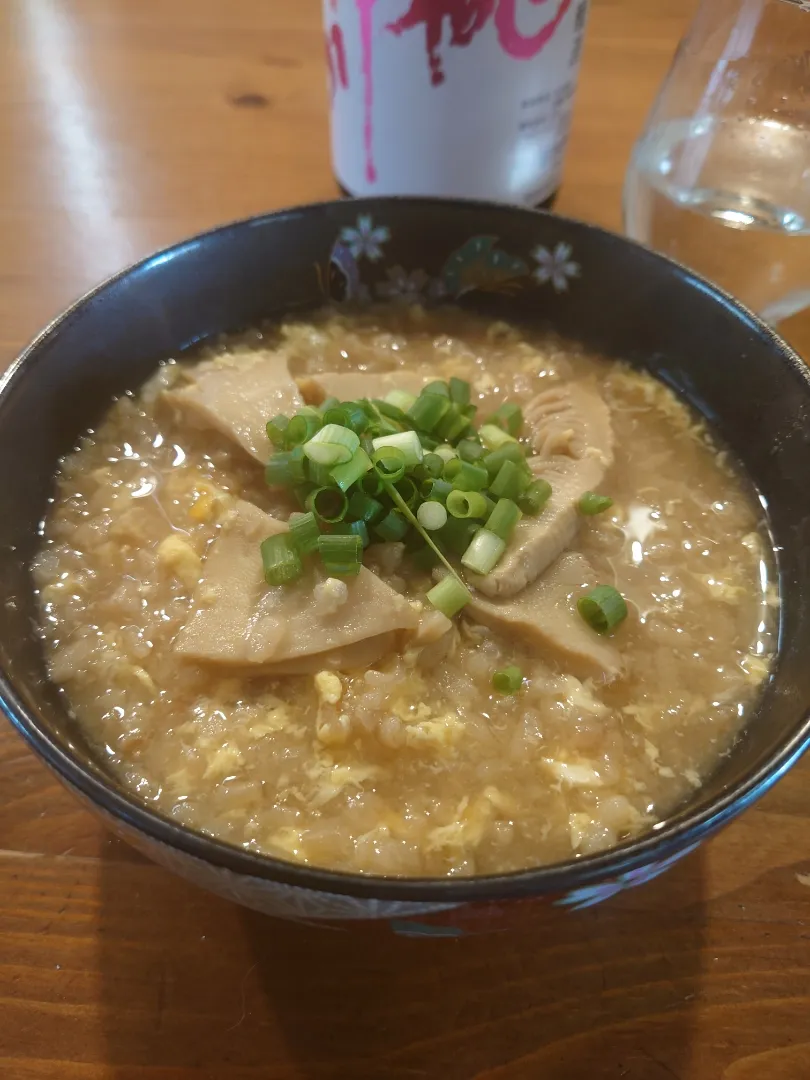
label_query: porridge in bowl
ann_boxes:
[32,305,777,877]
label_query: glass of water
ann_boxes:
[624,0,810,329]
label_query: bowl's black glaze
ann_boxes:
[2,197,810,907]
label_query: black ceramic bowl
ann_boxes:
[3,198,810,926]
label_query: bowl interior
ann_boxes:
[2,197,810,897]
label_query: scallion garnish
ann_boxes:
[265,448,306,488]
[372,445,407,483]
[384,388,418,413]
[303,423,360,466]
[416,500,448,531]
[423,379,450,398]
[408,392,449,432]
[331,447,372,491]
[331,518,370,547]
[492,665,524,694]
[261,534,304,586]
[448,376,471,407]
[374,508,410,541]
[266,415,290,448]
[285,410,322,446]
[449,460,489,492]
[426,575,471,617]
[577,585,628,634]
[260,370,559,614]
[489,402,523,437]
[578,492,614,516]
[489,459,531,501]
[486,498,522,540]
[288,511,321,555]
[457,438,486,463]
[318,533,363,576]
[446,489,489,520]
[347,490,385,524]
[461,528,506,575]
[519,478,552,515]
[305,486,349,524]
[371,429,424,467]
[479,423,518,450]
[483,442,525,478]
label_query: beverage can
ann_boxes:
[324,0,590,206]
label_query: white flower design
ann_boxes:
[780,0,810,12]
[532,241,580,292]
[375,266,445,303]
[339,214,390,262]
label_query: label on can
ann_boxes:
[324,0,589,205]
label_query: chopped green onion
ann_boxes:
[457,438,486,464]
[293,484,313,509]
[461,528,506,575]
[422,453,445,478]
[374,400,410,425]
[261,534,303,586]
[490,460,531,500]
[417,432,440,451]
[446,490,489,519]
[423,379,450,398]
[285,410,322,446]
[318,396,340,414]
[288,511,320,555]
[450,461,489,492]
[266,415,290,448]
[383,481,468,594]
[347,490,385,524]
[395,476,419,509]
[417,500,448,531]
[483,442,525,478]
[373,418,401,438]
[577,585,628,634]
[487,498,522,540]
[408,392,449,432]
[426,575,471,617]
[436,516,478,556]
[371,430,423,466]
[492,665,524,694]
[480,423,518,450]
[305,459,336,488]
[435,403,470,443]
[434,445,457,463]
[331,447,372,491]
[578,492,614,516]
[422,477,453,503]
[374,509,409,541]
[317,533,363,576]
[303,423,360,466]
[305,486,348,524]
[519,478,553,515]
[371,445,406,483]
[265,448,306,487]
[361,472,384,497]
[489,402,523,436]
[324,402,369,434]
[448,377,471,407]
[384,389,418,412]
[331,519,370,547]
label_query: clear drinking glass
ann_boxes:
[623,0,810,330]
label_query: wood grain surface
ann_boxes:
[2,2,810,1077]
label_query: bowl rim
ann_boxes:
[4,194,810,903]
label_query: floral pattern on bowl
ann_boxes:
[323,214,580,304]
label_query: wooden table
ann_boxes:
[2,2,809,1077]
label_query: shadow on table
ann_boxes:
[97,839,706,1079]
